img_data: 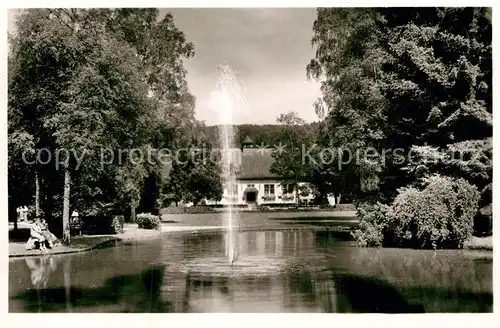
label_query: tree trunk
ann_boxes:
[35,172,40,218]
[62,169,71,245]
[130,204,136,223]
[295,183,300,207]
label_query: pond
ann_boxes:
[9,229,492,313]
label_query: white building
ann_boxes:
[204,137,315,207]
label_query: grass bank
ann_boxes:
[465,236,493,251]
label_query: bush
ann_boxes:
[111,215,125,234]
[351,203,391,247]
[352,175,480,249]
[79,215,123,235]
[70,215,125,235]
[184,206,215,214]
[390,176,480,249]
[136,213,161,230]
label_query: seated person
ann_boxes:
[40,219,60,248]
[25,218,47,251]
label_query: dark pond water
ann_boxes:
[9,230,492,313]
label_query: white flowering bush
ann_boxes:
[353,175,480,249]
[390,176,480,249]
[136,213,161,230]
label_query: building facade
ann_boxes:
[204,142,316,207]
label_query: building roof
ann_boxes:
[238,148,277,180]
[162,147,280,181]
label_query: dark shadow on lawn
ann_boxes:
[11,265,174,313]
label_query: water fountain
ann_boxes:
[212,64,247,264]
[156,64,289,276]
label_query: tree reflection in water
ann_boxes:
[11,229,493,313]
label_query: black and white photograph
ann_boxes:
[5,5,494,315]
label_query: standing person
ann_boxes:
[23,206,29,222]
[16,206,21,223]
[71,210,81,235]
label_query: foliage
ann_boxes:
[353,176,480,249]
[474,203,492,236]
[298,184,311,197]
[308,8,491,203]
[111,215,125,234]
[307,8,387,202]
[69,215,125,235]
[392,176,480,249]
[308,8,491,236]
[352,203,391,247]
[270,111,315,200]
[183,206,216,214]
[136,213,161,230]
[8,9,196,231]
[200,122,322,149]
[163,141,223,206]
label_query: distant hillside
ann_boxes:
[199,122,322,147]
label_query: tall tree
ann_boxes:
[9,9,196,237]
[270,111,313,203]
[307,8,492,209]
[307,8,387,202]
[165,141,223,206]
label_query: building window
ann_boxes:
[247,184,254,188]
[264,184,275,195]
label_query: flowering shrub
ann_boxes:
[390,176,480,249]
[351,202,391,247]
[353,175,480,249]
[136,213,161,230]
[111,215,124,234]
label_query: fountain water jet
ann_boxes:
[211,64,248,264]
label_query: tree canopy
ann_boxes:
[8,9,206,230]
[307,7,491,204]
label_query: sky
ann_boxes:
[8,8,322,125]
[164,8,321,125]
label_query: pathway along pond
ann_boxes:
[9,229,492,313]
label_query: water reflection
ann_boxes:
[9,230,493,313]
[13,264,172,312]
[25,257,58,289]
